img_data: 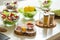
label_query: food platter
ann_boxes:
[14,28,36,37]
[14,21,36,37]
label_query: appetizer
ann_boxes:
[14,26,27,35]
[1,11,19,27]
[0,27,7,32]
[3,1,18,13]
[24,6,36,18]
[42,0,51,8]
[26,21,36,36]
[14,26,22,35]
[6,1,17,9]
[14,21,36,36]
[15,26,21,32]
[26,22,34,32]
[18,6,36,20]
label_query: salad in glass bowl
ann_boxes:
[6,1,17,9]
[18,6,36,21]
[1,11,19,27]
[3,1,18,13]
[42,0,51,8]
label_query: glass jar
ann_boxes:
[49,13,55,25]
[43,13,49,27]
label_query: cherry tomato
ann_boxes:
[27,23,33,25]
[14,1,17,4]
[12,16,16,20]
[15,16,19,19]
[27,23,34,28]
[6,3,10,5]
[10,13,14,17]
[7,16,12,21]
[2,14,6,19]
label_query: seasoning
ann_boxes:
[43,13,49,27]
[49,13,55,25]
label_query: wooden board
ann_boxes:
[14,30,36,37]
[55,15,60,19]
[36,20,56,28]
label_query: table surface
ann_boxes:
[1,19,60,40]
[0,0,60,40]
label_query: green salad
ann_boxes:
[43,0,51,8]
[18,6,36,18]
[2,11,19,26]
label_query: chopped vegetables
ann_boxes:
[18,6,36,19]
[43,0,51,8]
[1,11,19,25]
[19,6,36,18]
[24,6,36,12]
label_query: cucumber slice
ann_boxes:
[18,8,24,13]
[3,11,10,16]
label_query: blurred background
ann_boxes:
[0,0,60,10]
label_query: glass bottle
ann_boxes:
[43,13,49,27]
[49,13,55,26]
